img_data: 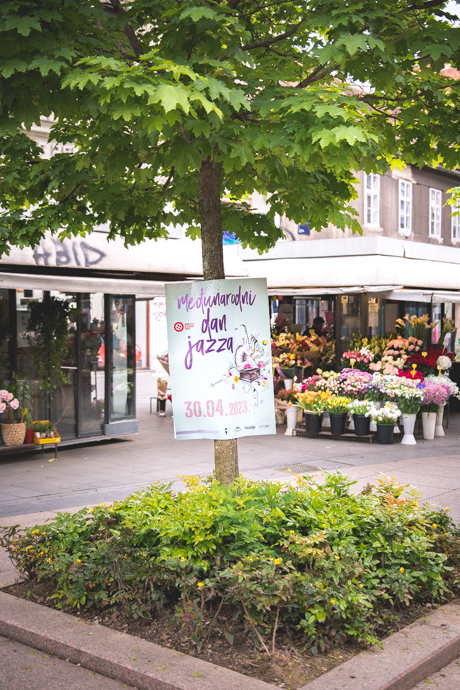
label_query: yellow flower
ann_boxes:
[289,530,295,535]
[274,558,282,565]
[89,508,94,513]
[180,557,186,562]
[445,507,450,511]
[46,558,52,563]
[32,529,39,534]
[335,555,340,561]
[359,584,363,589]
[100,502,106,507]
[124,554,128,559]
[400,567,404,573]
[76,559,81,564]
[414,502,419,508]
[330,599,336,604]
[432,523,437,529]
[197,582,204,588]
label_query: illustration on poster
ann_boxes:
[212,325,270,405]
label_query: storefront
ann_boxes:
[240,236,460,359]
[0,232,247,448]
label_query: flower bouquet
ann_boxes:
[347,399,372,435]
[339,369,373,399]
[404,346,454,376]
[341,347,374,371]
[325,395,352,435]
[296,390,331,433]
[366,402,400,444]
[0,388,25,446]
[420,381,450,439]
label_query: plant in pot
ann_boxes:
[26,295,72,419]
[347,399,372,436]
[394,384,424,446]
[0,389,24,446]
[325,396,352,436]
[425,373,460,437]
[420,381,450,440]
[367,402,401,445]
[296,390,331,433]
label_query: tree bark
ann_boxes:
[198,157,239,485]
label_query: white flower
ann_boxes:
[437,355,452,371]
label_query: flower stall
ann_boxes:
[273,312,459,445]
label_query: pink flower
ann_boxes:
[0,390,8,400]
[0,403,5,413]
[9,399,19,410]
[6,392,13,402]
[408,345,415,351]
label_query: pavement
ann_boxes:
[1,370,460,689]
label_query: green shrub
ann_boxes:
[1,473,458,654]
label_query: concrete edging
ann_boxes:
[300,601,460,690]
[1,590,460,690]
[0,591,277,690]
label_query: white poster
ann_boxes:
[166,278,276,440]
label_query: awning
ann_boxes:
[0,272,166,296]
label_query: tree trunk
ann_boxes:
[198,157,239,485]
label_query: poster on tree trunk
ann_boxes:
[165,277,276,440]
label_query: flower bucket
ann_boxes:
[283,378,293,391]
[24,428,34,445]
[435,406,445,437]
[347,413,355,431]
[329,412,347,436]
[353,414,370,437]
[1,422,26,447]
[376,423,394,445]
[401,414,417,446]
[304,411,323,434]
[422,412,436,440]
[369,402,381,432]
[285,405,299,436]
[322,409,331,428]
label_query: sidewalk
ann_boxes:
[1,372,460,689]
[0,371,460,520]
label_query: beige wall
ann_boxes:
[281,165,460,247]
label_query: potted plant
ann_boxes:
[295,391,331,433]
[367,402,401,444]
[325,396,352,435]
[420,381,449,440]
[26,295,72,418]
[0,389,24,446]
[425,373,460,437]
[395,386,424,446]
[347,399,372,436]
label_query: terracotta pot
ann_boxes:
[1,422,26,447]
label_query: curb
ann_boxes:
[0,591,277,690]
[300,601,460,690]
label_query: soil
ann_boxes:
[3,579,451,690]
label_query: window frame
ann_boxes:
[398,179,412,235]
[429,187,442,238]
[451,198,460,242]
[363,173,380,228]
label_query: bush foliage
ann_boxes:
[1,473,459,655]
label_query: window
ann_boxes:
[429,188,442,237]
[364,173,380,227]
[398,180,412,233]
[451,199,460,241]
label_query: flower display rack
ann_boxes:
[295,427,378,443]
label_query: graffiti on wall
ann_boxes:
[33,237,106,268]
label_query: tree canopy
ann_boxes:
[1,0,460,256]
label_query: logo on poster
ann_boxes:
[174,322,184,332]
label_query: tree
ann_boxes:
[1,0,460,483]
